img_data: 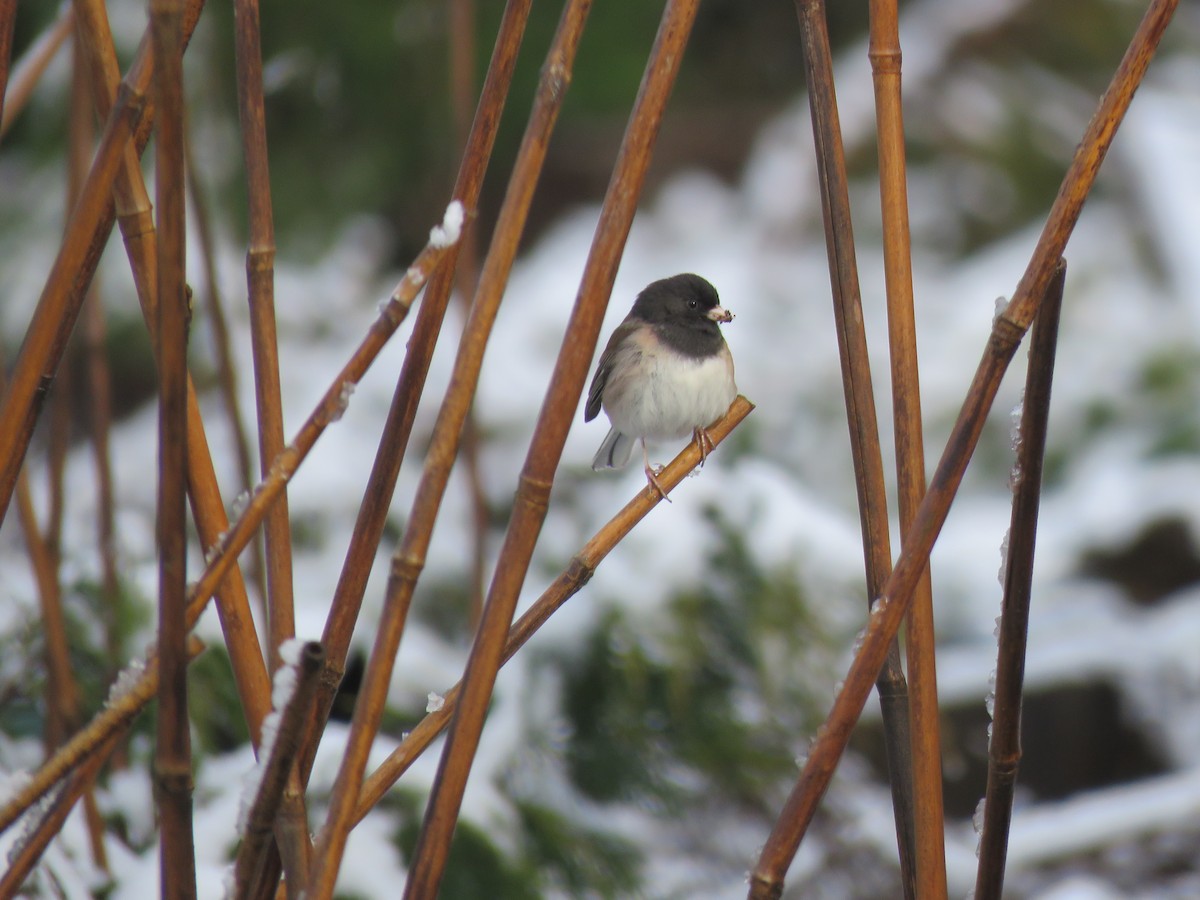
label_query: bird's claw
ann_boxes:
[693,427,715,466]
[644,465,671,503]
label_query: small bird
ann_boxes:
[585,273,737,498]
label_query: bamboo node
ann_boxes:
[152,763,194,795]
[748,872,783,900]
[990,312,1026,354]
[117,208,156,240]
[566,555,595,587]
[868,48,902,74]
[114,77,148,120]
[245,246,276,273]
[516,473,554,515]
[390,552,425,584]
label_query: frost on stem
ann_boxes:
[997,528,1011,588]
[1009,392,1026,492]
[329,381,355,423]
[7,782,66,867]
[985,667,997,719]
[105,657,148,706]
[428,200,465,249]
[231,489,251,521]
[972,796,987,854]
[236,638,305,834]
[426,691,445,714]
[992,295,1009,325]
[204,530,228,566]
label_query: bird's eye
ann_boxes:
[687,299,698,309]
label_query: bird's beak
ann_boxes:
[707,305,734,323]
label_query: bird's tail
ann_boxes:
[592,428,635,470]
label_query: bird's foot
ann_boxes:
[644,464,671,503]
[693,427,715,466]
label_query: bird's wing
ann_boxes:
[584,318,640,421]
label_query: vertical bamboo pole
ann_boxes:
[300,0,530,780]
[70,0,272,743]
[867,0,946,896]
[150,0,196,893]
[750,3,1178,893]
[0,6,73,139]
[974,261,1066,899]
[234,0,295,672]
[402,1,701,894]
[448,0,490,625]
[305,4,594,895]
[186,140,267,604]
[792,0,916,891]
[0,0,15,126]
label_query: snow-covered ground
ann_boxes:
[3,0,1200,897]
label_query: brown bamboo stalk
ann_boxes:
[354,397,754,819]
[234,0,295,674]
[71,34,123,679]
[2,371,74,763]
[974,261,1066,899]
[237,20,528,892]
[183,227,459,650]
[0,228,459,877]
[298,0,530,779]
[0,639,204,835]
[151,0,196,893]
[867,0,946,896]
[186,137,267,605]
[0,0,15,127]
[0,726,125,896]
[16,474,79,752]
[43,362,70,566]
[70,0,272,741]
[0,4,73,138]
[749,3,1178,894]
[402,1,700,894]
[0,0,209,529]
[792,0,915,891]
[449,0,490,626]
[233,642,324,898]
[305,4,593,895]
[0,72,142,530]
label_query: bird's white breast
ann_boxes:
[602,330,736,441]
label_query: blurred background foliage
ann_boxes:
[3,0,1198,896]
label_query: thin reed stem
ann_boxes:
[305,4,593,895]
[867,0,946,895]
[974,261,1066,899]
[233,642,324,899]
[449,0,490,626]
[71,36,123,677]
[0,69,144,529]
[0,5,72,138]
[70,0,272,741]
[15,474,79,752]
[0,640,204,835]
[0,727,125,896]
[750,4,1178,893]
[299,0,530,780]
[403,1,701,894]
[234,0,295,673]
[0,0,15,127]
[354,398,754,819]
[186,137,267,604]
[151,0,196,893]
[793,0,915,891]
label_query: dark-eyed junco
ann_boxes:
[585,273,737,498]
